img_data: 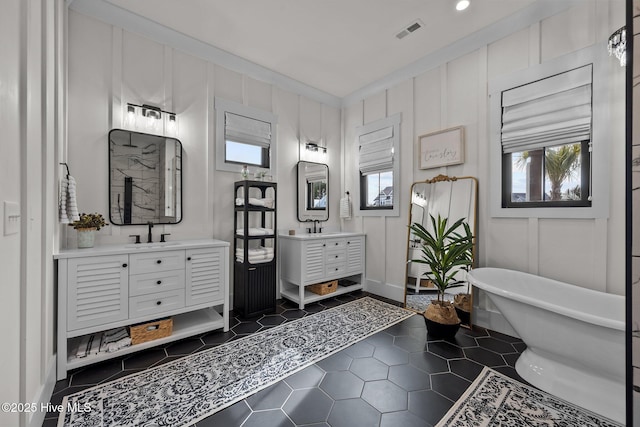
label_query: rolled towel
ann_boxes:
[59,178,70,223]
[66,175,80,222]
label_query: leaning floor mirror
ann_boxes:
[404,174,478,327]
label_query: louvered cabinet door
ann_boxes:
[303,240,325,284]
[346,236,364,275]
[186,247,225,306]
[67,255,129,331]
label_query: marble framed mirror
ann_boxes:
[297,161,329,222]
[108,129,183,225]
[404,174,478,327]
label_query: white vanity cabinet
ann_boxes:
[279,233,365,309]
[55,239,229,380]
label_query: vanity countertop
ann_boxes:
[279,231,364,240]
[54,238,230,259]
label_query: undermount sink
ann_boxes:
[124,242,180,249]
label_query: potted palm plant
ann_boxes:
[409,214,473,338]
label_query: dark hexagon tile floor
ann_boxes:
[42,292,526,427]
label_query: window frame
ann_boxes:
[214,97,278,174]
[354,113,401,217]
[488,44,610,219]
[501,140,592,208]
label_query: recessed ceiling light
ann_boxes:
[456,0,470,11]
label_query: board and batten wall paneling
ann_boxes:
[341,1,625,315]
[66,11,341,309]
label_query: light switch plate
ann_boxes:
[4,201,20,236]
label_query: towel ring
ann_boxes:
[60,162,70,178]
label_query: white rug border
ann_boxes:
[435,366,624,427]
[58,296,414,427]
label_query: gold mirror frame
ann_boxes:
[403,174,478,328]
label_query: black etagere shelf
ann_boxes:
[233,180,277,318]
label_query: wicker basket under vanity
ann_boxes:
[130,317,173,345]
[307,280,338,296]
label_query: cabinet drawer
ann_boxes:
[130,250,185,275]
[129,289,185,319]
[325,250,345,263]
[325,262,346,277]
[130,270,185,297]
[325,238,345,250]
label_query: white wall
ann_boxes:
[342,1,626,314]
[66,11,342,301]
[0,1,62,426]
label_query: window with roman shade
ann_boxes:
[215,97,277,174]
[501,64,592,208]
[355,113,401,216]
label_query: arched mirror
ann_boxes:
[109,129,183,225]
[297,161,329,222]
[404,174,478,327]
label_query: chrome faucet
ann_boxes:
[147,221,154,243]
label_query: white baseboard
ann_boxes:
[364,279,404,303]
[472,306,520,338]
[28,355,57,427]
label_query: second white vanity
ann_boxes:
[279,232,365,309]
[55,239,229,379]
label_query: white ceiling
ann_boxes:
[98,0,548,98]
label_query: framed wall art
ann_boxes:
[418,126,464,169]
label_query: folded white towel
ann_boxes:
[104,337,131,353]
[235,197,274,208]
[236,254,274,263]
[99,327,129,353]
[236,227,274,236]
[235,247,274,257]
[340,196,352,219]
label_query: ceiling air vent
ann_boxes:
[396,19,424,40]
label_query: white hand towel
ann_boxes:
[340,197,352,219]
[66,175,80,222]
[59,177,70,223]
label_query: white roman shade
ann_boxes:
[358,125,394,175]
[225,112,271,148]
[501,64,592,154]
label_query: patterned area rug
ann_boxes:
[436,367,623,427]
[58,297,413,427]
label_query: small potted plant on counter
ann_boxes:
[409,214,473,339]
[70,212,108,248]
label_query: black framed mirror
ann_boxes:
[108,129,183,225]
[404,174,478,327]
[297,161,328,222]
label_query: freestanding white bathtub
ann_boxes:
[467,267,625,423]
